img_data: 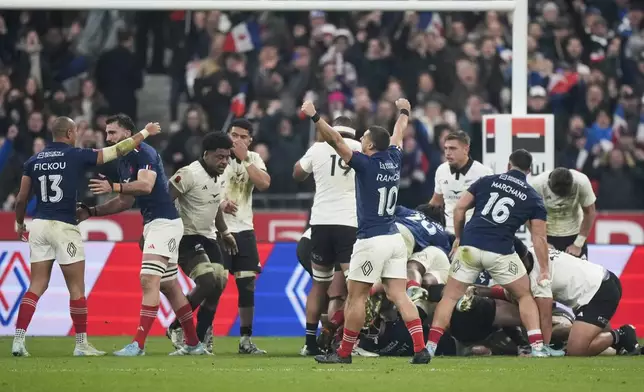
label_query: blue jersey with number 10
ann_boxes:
[462,169,546,255]
[23,142,99,225]
[395,206,451,254]
[348,146,402,239]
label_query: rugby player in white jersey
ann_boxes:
[302,98,432,365]
[529,167,596,259]
[165,132,238,353]
[429,131,492,233]
[293,116,362,356]
[221,118,271,354]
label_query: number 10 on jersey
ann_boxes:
[377,186,398,216]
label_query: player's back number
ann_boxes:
[330,154,351,176]
[38,174,63,203]
[481,192,515,224]
[377,186,398,216]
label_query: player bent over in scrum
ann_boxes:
[12,116,157,357]
[302,98,432,365]
[521,247,639,356]
[165,132,238,352]
[81,114,205,356]
[426,149,552,357]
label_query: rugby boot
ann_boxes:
[239,336,267,354]
[73,342,106,356]
[314,352,352,364]
[300,344,324,356]
[406,286,428,302]
[114,342,145,356]
[616,325,640,355]
[166,326,184,349]
[455,286,476,312]
[530,345,550,357]
[11,339,30,357]
[544,345,565,357]
[352,345,379,357]
[203,326,214,353]
[409,348,432,364]
[169,342,209,356]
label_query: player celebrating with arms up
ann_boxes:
[302,98,432,365]
[80,114,205,356]
[12,116,158,357]
[425,149,551,358]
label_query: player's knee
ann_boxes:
[312,267,334,283]
[236,274,256,308]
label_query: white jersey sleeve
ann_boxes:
[576,170,596,207]
[299,146,315,174]
[170,166,196,194]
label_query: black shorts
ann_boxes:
[178,235,223,265]
[221,230,261,274]
[310,225,356,268]
[548,234,588,259]
[449,297,497,344]
[574,271,622,329]
[297,236,313,276]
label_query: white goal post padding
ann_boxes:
[15,0,529,115]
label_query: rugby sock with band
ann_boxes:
[134,304,159,349]
[406,280,421,289]
[329,309,345,327]
[241,326,253,338]
[610,329,620,345]
[337,328,359,358]
[426,326,445,352]
[176,304,199,346]
[489,286,508,300]
[196,306,216,342]
[305,323,318,348]
[14,291,40,340]
[527,329,544,349]
[405,318,426,353]
[70,297,88,345]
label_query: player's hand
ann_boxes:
[232,139,249,161]
[15,221,27,242]
[538,271,551,287]
[89,178,113,195]
[395,98,411,113]
[301,100,316,117]
[144,122,161,135]
[221,232,238,255]
[449,238,460,259]
[76,203,91,223]
[7,124,18,140]
[221,199,238,216]
[565,244,582,257]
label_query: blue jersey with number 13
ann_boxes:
[462,169,546,255]
[348,146,402,239]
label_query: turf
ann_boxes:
[1,337,642,392]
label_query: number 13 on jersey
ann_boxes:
[377,186,398,216]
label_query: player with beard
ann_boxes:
[528,168,596,259]
[165,132,238,353]
[293,116,361,355]
[221,118,271,354]
[81,114,205,356]
[12,117,157,357]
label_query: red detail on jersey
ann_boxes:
[174,176,182,183]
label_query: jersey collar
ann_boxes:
[450,158,474,178]
[507,169,527,179]
[199,158,220,179]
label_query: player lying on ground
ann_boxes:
[164,132,238,353]
[12,116,158,357]
[426,149,552,358]
[79,114,205,356]
[302,98,432,365]
[293,117,361,356]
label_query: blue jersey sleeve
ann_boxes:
[530,196,548,221]
[136,149,158,172]
[348,151,369,172]
[388,145,403,166]
[72,148,99,167]
[22,159,32,177]
[467,177,484,194]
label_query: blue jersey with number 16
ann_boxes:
[23,142,99,225]
[348,146,402,239]
[462,169,546,255]
[395,206,451,255]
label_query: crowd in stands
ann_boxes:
[1,1,644,212]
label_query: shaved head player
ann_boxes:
[302,98,432,365]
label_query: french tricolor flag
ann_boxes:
[417,12,443,35]
[223,22,262,53]
[230,84,248,117]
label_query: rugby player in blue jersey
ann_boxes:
[301,98,432,365]
[79,114,205,356]
[12,116,158,357]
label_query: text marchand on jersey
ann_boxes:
[376,161,400,182]
[492,174,528,200]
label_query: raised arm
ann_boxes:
[96,122,161,165]
[390,98,411,148]
[301,101,353,164]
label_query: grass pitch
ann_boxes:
[1,337,642,392]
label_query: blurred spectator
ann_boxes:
[163,106,208,172]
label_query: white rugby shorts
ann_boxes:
[29,219,85,265]
[409,246,450,284]
[348,233,407,284]
[141,218,184,264]
[450,245,526,286]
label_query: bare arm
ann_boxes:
[429,192,444,207]
[96,123,160,165]
[292,161,310,182]
[117,170,156,196]
[92,194,136,217]
[390,98,411,148]
[15,176,31,226]
[453,191,475,240]
[301,101,353,164]
[245,162,271,191]
[578,203,596,242]
[535,297,554,344]
[215,205,228,233]
[530,219,550,278]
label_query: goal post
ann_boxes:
[16,0,529,114]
